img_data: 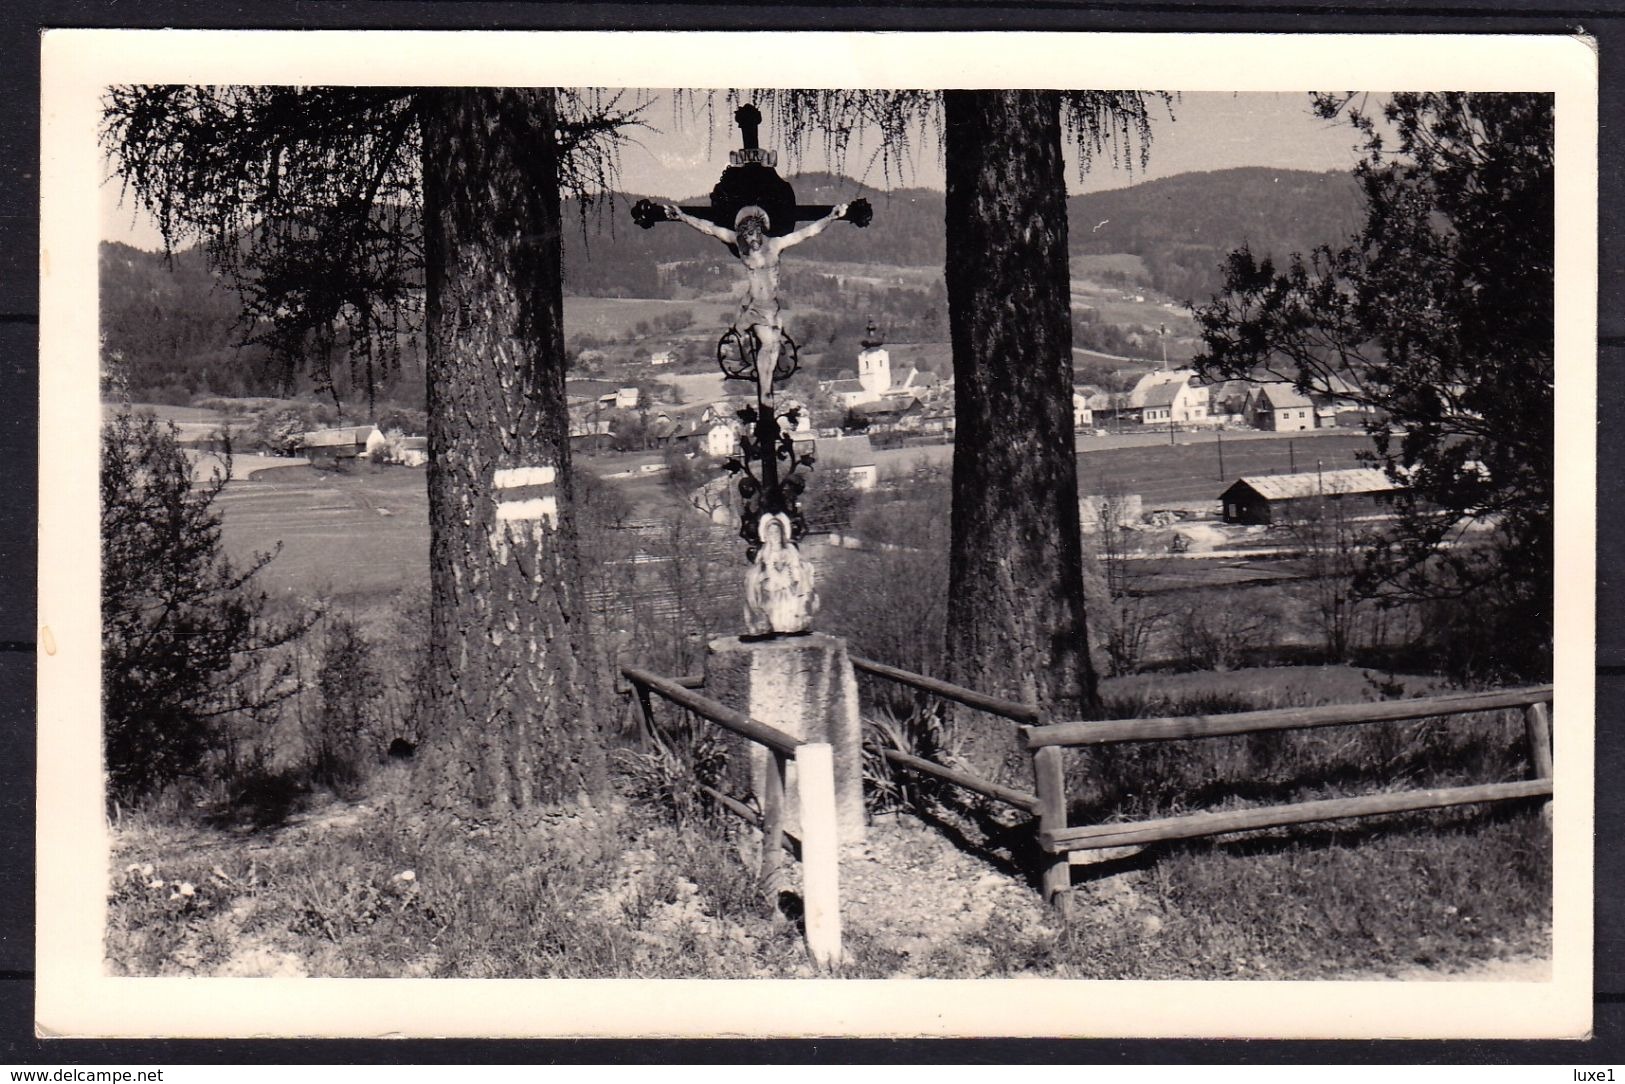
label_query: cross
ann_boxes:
[630,105,874,631]
[632,106,872,238]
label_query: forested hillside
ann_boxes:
[559,172,945,296]
[100,167,1365,402]
[1068,167,1366,302]
[99,242,270,403]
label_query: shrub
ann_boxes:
[1169,589,1271,671]
[310,614,379,790]
[101,410,312,806]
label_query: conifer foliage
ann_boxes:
[101,411,308,803]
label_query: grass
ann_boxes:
[1076,675,1535,822]
[1076,429,1376,505]
[563,296,738,336]
[170,436,1548,982]
[106,777,824,979]
[215,462,428,606]
[108,663,1552,981]
[965,807,1549,980]
[1027,675,1552,978]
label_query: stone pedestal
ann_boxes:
[704,632,865,843]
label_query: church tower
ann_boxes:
[856,320,891,397]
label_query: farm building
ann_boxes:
[300,425,379,464]
[1220,468,1400,525]
[848,396,923,434]
[793,433,878,490]
[920,403,956,436]
[1072,387,1096,429]
[1248,384,1316,432]
[1141,378,1208,426]
[1205,379,1254,422]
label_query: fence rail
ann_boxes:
[851,656,1045,814]
[621,663,839,966]
[622,665,801,756]
[850,655,1042,724]
[1025,685,1555,912]
[1022,685,1554,749]
[879,748,1041,814]
[1039,778,1552,852]
[626,657,1554,927]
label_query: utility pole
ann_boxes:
[1217,427,1225,481]
[1289,438,1296,475]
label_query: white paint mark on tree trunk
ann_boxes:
[494,465,556,489]
[495,497,559,523]
[490,466,558,562]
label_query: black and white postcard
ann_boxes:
[36,29,1597,1039]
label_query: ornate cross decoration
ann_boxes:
[632,105,872,636]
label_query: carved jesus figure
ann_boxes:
[663,202,849,404]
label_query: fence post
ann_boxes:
[1524,701,1554,779]
[1525,700,1553,825]
[796,742,843,968]
[634,683,659,746]
[760,747,788,914]
[1032,744,1072,916]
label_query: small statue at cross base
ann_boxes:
[743,512,819,636]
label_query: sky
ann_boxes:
[100,91,1372,250]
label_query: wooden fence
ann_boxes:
[625,658,1553,925]
[620,664,842,967]
[1022,686,1554,912]
[849,655,1043,814]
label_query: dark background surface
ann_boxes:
[1,0,1618,1064]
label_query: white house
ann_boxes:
[704,423,738,458]
[1141,378,1208,425]
[1072,387,1097,429]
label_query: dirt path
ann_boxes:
[834,813,1059,973]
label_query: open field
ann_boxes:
[213,429,1379,612]
[563,295,738,336]
[215,464,429,609]
[868,426,1374,507]
[1077,428,1374,506]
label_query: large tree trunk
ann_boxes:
[942,90,1101,777]
[413,88,605,813]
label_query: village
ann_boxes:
[165,317,1400,551]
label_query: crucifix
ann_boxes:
[632,104,872,635]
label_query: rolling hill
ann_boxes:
[100,166,1366,402]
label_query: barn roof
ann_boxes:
[1254,384,1316,410]
[1143,381,1187,409]
[795,433,875,469]
[300,425,377,448]
[821,378,865,394]
[565,378,621,397]
[850,396,920,417]
[1225,468,1398,502]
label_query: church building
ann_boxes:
[820,322,937,410]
